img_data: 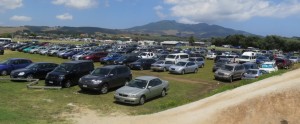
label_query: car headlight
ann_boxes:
[59,75,65,80]
[128,94,138,97]
[92,80,102,84]
[18,72,25,76]
[224,73,230,76]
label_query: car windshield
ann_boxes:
[136,59,143,62]
[261,64,273,68]
[241,56,250,59]
[167,55,176,59]
[91,68,110,76]
[116,56,127,61]
[217,59,228,63]
[0,60,9,65]
[222,65,234,71]
[290,57,297,59]
[140,53,147,56]
[257,56,267,60]
[53,63,74,72]
[246,70,258,74]
[175,62,187,66]
[155,61,164,64]
[189,58,196,61]
[126,79,148,89]
[25,63,39,69]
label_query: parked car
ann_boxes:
[114,76,169,105]
[100,53,122,65]
[138,52,156,59]
[45,60,94,88]
[189,57,205,68]
[256,56,271,64]
[10,62,58,81]
[79,52,108,62]
[151,60,174,72]
[128,58,156,70]
[61,50,80,59]
[169,61,198,74]
[71,51,91,61]
[0,58,32,76]
[275,58,293,69]
[289,56,300,63]
[212,58,232,72]
[206,52,217,60]
[242,62,259,71]
[259,61,278,73]
[78,65,132,94]
[242,69,268,79]
[214,63,245,82]
[113,54,140,65]
[165,53,189,64]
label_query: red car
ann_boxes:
[275,58,293,69]
[79,52,108,62]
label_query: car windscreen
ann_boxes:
[222,65,234,71]
[126,79,148,89]
[25,63,39,69]
[290,57,297,59]
[155,61,164,64]
[53,63,74,72]
[175,62,187,66]
[261,64,273,68]
[246,70,258,74]
[91,68,110,76]
[241,56,250,59]
[166,55,176,59]
[0,60,9,65]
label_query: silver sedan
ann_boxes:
[169,61,199,74]
[114,76,169,105]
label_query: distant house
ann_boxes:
[160,41,188,47]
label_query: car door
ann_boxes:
[147,79,161,99]
[108,68,119,88]
[186,62,194,73]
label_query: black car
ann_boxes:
[78,65,132,94]
[128,58,156,70]
[113,54,139,65]
[45,60,94,88]
[10,62,58,81]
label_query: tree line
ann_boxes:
[210,35,300,52]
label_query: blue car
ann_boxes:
[61,50,81,59]
[0,58,33,76]
[100,53,122,65]
[256,56,271,64]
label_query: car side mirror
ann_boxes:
[147,86,152,89]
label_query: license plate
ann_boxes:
[49,81,53,84]
[83,85,87,87]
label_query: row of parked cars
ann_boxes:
[0,58,169,105]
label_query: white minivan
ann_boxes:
[238,52,256,64]
[165,53,189,63]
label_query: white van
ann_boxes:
[165,53,189,63]
[238,52,256,64]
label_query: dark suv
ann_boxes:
[45,60,94,88]
[10,62,58,81]
[128,58,156,70]
[78,65,132,94]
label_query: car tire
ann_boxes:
[229,76,233,83]
[201,64,204,68]
[100,83,108,94]
[64,80,72,88]
[181,70,185,75]
[140,66,143,70]
[1,70,8,76]
[163,67,167,72]
[194,68,198,73]
[139,96,146,105]
[26,74,34,82]
[161,89,166,97]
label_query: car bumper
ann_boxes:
[214,74,231,81]
[45,79,63,86]
[78,82,101,91]
[169,69,182,74]
[151,66,165,71]
[114,95,139,104]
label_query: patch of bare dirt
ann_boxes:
[70,68,300,124]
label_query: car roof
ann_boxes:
[99,65,126,69]
[135,76,158,81]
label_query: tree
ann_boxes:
[188,35,195,46]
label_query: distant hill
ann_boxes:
[127,20,253,38]
[0,20,254,38]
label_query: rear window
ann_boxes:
[180,55,189,59]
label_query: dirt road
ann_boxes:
[72,68,300,124]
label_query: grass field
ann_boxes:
[0,50,298,123]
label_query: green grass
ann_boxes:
[0,50,298,123]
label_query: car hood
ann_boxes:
[12,68,30,73]
[169,65,184,69]
[116,86,144,95]
[0,64,8,69]
[217,70,232,74]
[130,62,141,65]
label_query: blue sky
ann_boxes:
[0,0,300,37]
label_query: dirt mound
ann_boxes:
[72,68,300,124]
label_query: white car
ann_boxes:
[206,52,217,60]
[259,61,278,73]
[139,52,156,59]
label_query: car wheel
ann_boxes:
[1,70,8,76]
[201,64,204,68]
[140,66,143,70]
[229,76,233,83]
[161,89,166,97]
[26,74,34,82]
[181,70,185,75]
[139,96,146,105]
[64,80,72,88]
[163,67,167,72]
[100,83,108,94]
[194,68,198,73]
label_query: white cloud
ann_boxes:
[10,15,32,21]
[154,5,167,19]
[52,0,98,9]
[0,0,23,12]
[164,0,300,24]
[56,13,73,20]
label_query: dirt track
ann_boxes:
[72,68,300,124]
